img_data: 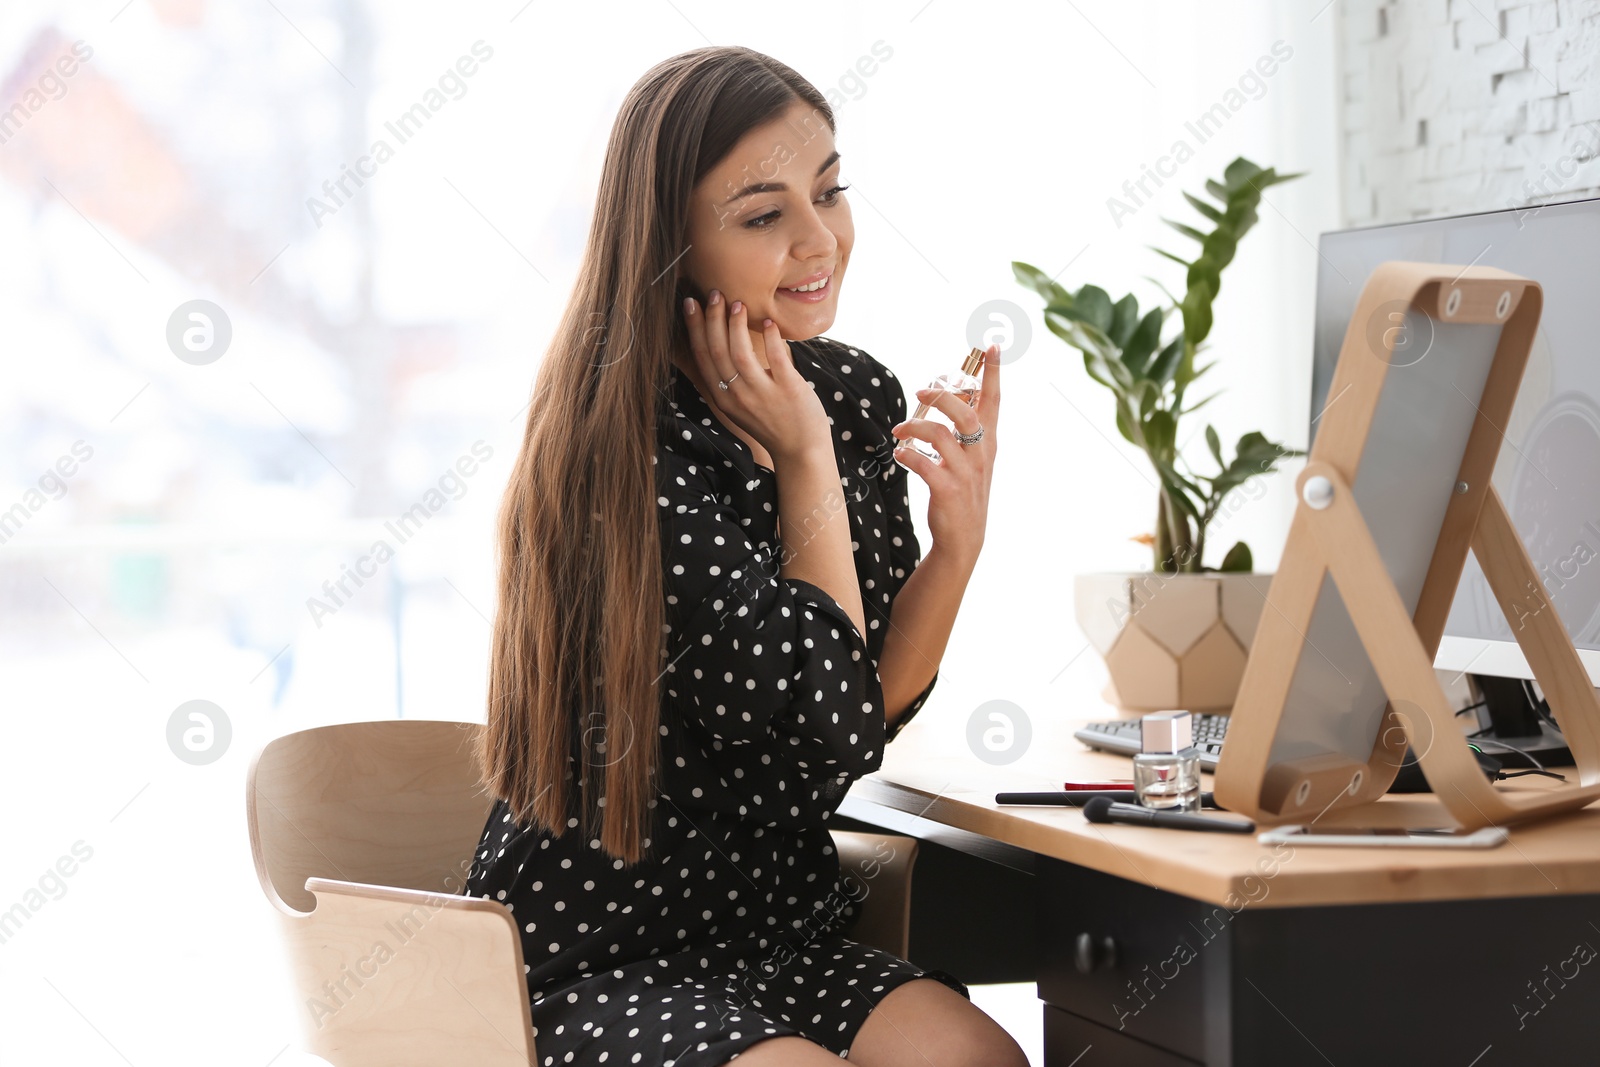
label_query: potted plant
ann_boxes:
[1014,157,1305,712]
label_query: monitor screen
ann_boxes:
[1311,198,1600,678]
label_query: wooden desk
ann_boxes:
[840,699,1600,1065]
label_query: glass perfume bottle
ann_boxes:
[1132,711,1202,812]
[898,346,985,463]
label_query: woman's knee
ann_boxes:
[846,978,1028,1067]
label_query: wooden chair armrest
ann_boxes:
[831,830,919,959]
[271,877,535,1067]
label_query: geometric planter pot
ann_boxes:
[1074,571,1274,713]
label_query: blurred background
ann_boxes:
[0,0,1365,1062]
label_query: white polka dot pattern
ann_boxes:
[465,338,961,1065]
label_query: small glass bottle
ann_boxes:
[897,347,985,464]
[1132,711,1202,812]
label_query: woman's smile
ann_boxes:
[776,266,835,304]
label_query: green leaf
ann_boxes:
[1121,308,1164,377]
[1012,260,1070,306]
[1148,335,1184,386]
[1045,308,1120,367]
[1202,229,1239,274]
[1153,461,1201,518]
[1114,398,1138,445]
[1094,348,1135,391]
[1081,350,1114,390]
[1186,257,1221,303]
[1109,293,1140,349]
[1073,284,1114,332]
[1205,424,1222,468]
[1208,464,1255,499]
[1224,203,1261,233]
[1046,310,1082,350]
[1052,314,1134,393]
[1135,379,1159,418]
[1182,287,1215,346]
[1161,460,1206,501]
[1162,219,1209,244]
[1223,157,1263,191]
[1183,191,1222,223]
[1180,257,1219,345]
[1149,247,1192,270]
[1234,431,1290,470]
[1044,305,1095,343]
[1206,432,1304,498]
[1254,169,1305,190]
[1046,303,1100,331]
[1218,541,1253,573]
[1178,390,1219,415]
[1075,348,1135,397]
[1144,409,1177,458]
[1173,342,1199,401]
[1205,178,1230,202]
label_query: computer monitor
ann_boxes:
[1310,197,1600,763]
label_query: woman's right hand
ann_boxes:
[681,290,833,465]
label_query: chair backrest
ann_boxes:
[247,720,536,1066]
[248,719,495,914]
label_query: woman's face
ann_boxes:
[680,99,853,355]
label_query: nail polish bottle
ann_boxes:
[1132,711,1202,813]
[898,347,985,463]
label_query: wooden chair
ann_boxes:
[246,719,921,1067]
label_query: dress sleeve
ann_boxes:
[656,448,887,790]
[876,361,939,744]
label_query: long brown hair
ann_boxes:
[478,47,836,865]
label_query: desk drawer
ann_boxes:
[1044,1004,1200,1066]
[1035,857,1224,1062]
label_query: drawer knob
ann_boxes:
[1073,932,1118,974]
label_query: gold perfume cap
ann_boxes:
[961,347,985,376]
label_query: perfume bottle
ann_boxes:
[898,346,984,463]
[1132,711,1202,812]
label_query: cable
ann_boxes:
[1497,768,1568,782]
[1521,677,1564,735]
[1470,736,1547,772]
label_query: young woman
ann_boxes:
[468,46,1016,1067]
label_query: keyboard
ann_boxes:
[1073,713,1230,771]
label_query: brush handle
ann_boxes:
[995,791,1221,809]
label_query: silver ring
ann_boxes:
[717,372,740,391]
[954,423,985,446]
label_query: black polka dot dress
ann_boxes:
[466,336,967,1065]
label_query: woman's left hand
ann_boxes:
[889,342,1001,567]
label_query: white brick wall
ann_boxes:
[1340,0,1600,224]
